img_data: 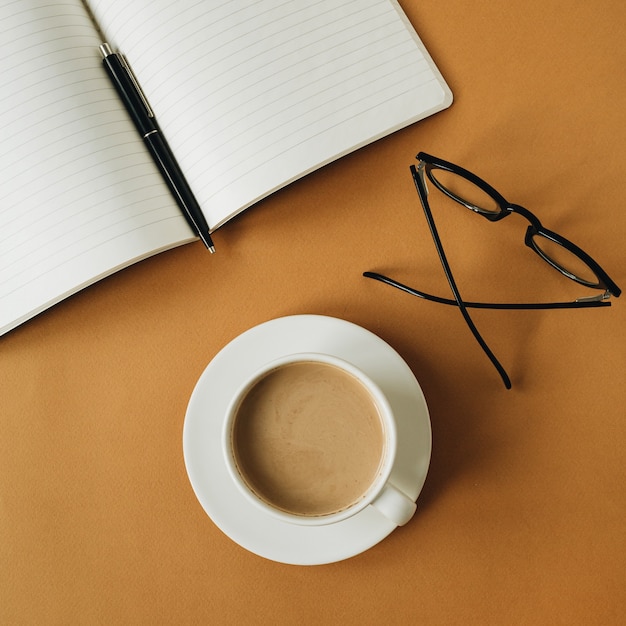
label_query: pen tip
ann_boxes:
[198,233,215,253]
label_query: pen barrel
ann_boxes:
[143,131,212,238]
[102,54,157,136]
[100,47,214,251]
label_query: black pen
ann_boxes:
[99,43,215,253]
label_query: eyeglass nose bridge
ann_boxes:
[506,203,544,230]
[516,211,558,271]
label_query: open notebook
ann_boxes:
[0,0,452,336]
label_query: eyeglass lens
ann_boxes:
[530,235,600,286]
[428,167,501,214]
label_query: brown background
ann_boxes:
[2,1,625,623]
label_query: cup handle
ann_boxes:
[370,482,417,526]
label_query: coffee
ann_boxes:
[231,361,385,517]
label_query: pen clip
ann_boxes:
[120,55,154,118]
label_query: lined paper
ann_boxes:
[0,0,194,335]
[1,0,450,335]
[88,0,451,228]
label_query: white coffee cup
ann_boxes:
[222,352,416,527]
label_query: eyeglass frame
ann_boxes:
[364,152,621,389]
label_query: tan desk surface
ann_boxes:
[2,2,625,624]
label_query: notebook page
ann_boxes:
[88,0,452,229]
[0,0,194,336]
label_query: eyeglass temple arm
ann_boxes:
[362,272,612,310]
[410,164,512,389]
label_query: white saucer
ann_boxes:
[183,315,431,565]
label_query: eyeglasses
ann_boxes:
[365,152,621,389]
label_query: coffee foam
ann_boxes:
[231,361,385,517]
